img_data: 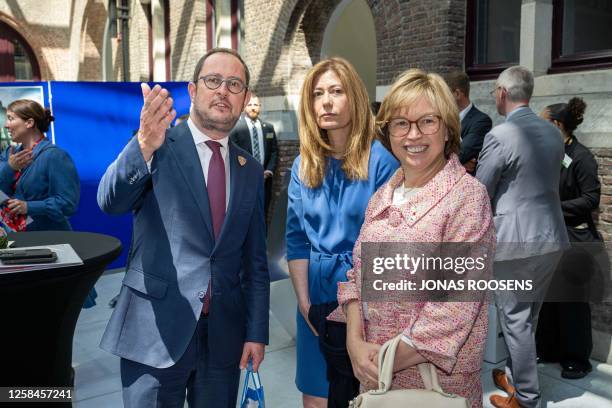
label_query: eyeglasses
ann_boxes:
[387,115,442,138]
[198,75,247,94]
[489,86,502,96]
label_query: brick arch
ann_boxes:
[0,12,49,80]
[283,0,386,92]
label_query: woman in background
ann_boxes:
[537,97,600,379]
[286,58,398,407]
[0,100,86,303]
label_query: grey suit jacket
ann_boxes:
[476,107,569,260]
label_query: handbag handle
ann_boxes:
[376,335,445,394]
[240,361,265,407]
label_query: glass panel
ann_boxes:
[562,0,612,56]
[13,39,33,80]
[474,0,521,64]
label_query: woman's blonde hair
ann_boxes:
[297,58,375,188]
[377,69,460,159]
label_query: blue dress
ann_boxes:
[286,140,398,397]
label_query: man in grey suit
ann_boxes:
[98,48,270,407]
[476,66,569,408]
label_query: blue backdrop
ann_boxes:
[0,81,191,268]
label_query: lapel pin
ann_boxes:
[238,155,247,166]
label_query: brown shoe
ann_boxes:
[490,393,523,408]
[492,368,515,395]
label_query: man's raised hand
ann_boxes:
[138,83,176,161]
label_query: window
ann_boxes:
[0,23,40,81]
[550,0,612,72]
[13,39,34,80]
[465,0,522,79]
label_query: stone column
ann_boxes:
[519,0,553,77]
[151,0,167,81]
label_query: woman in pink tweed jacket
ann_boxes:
[335,69,495,408]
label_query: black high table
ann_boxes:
[0,231,121,398]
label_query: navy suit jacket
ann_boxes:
[229,115,278,173]
[98,122,270,369]
[459,105,492,164]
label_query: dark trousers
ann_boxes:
[309,302,360,408]
[264,177,273,219]
[536,302,592,367]
[120,317,241,408]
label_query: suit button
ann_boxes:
[198,291,205,299]
[210,256,215,262]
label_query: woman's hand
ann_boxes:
[392,338,428,373]
[6,199,27,215]
[299,302,318,336]
[8,147,33,171]
[347,336,380,388]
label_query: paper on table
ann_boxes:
[0,244,83,273]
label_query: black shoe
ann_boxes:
[561,361,592,379]
[108,295,119,308]
[536,354,557,364]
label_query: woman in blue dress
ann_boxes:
[0,100,86,303]
[286,58,398,407]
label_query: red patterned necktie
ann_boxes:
[202,140,226,315]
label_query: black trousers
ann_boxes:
[309,302,360,408]
[536,301,592,367]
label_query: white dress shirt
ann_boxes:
[188,118,231,210]
[459,102,473,122]
[247,117,265,165]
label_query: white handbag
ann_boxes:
[349,335,469,408]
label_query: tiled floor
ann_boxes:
[72,272,612,407]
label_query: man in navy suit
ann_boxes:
[445,71,492,174]
[98,48,270,408]
[229,94,278,217]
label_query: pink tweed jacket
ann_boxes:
[333,154,495,408]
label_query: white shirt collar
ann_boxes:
[187,117,230,150]
[459,102,473,122]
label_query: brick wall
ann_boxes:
[267,140,300,226]
[592,148,612,337]
[245,0,466,95]
[168,0,207,81]
[78,0,107,81]
[594,148,612,242]
[373,0,466,84]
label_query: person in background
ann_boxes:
[286,57,398,408]
[336,68,494,408]
[537,97,599,379]
[0,99,80,232]
[477,66,569,408]
[230,94,278,218]
[0,99,85,303]
[175,113,189,126]
[444,71,492,174]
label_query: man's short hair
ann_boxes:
[445,71,470,97]
[191,48,250,88]
[496,66,534,102]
